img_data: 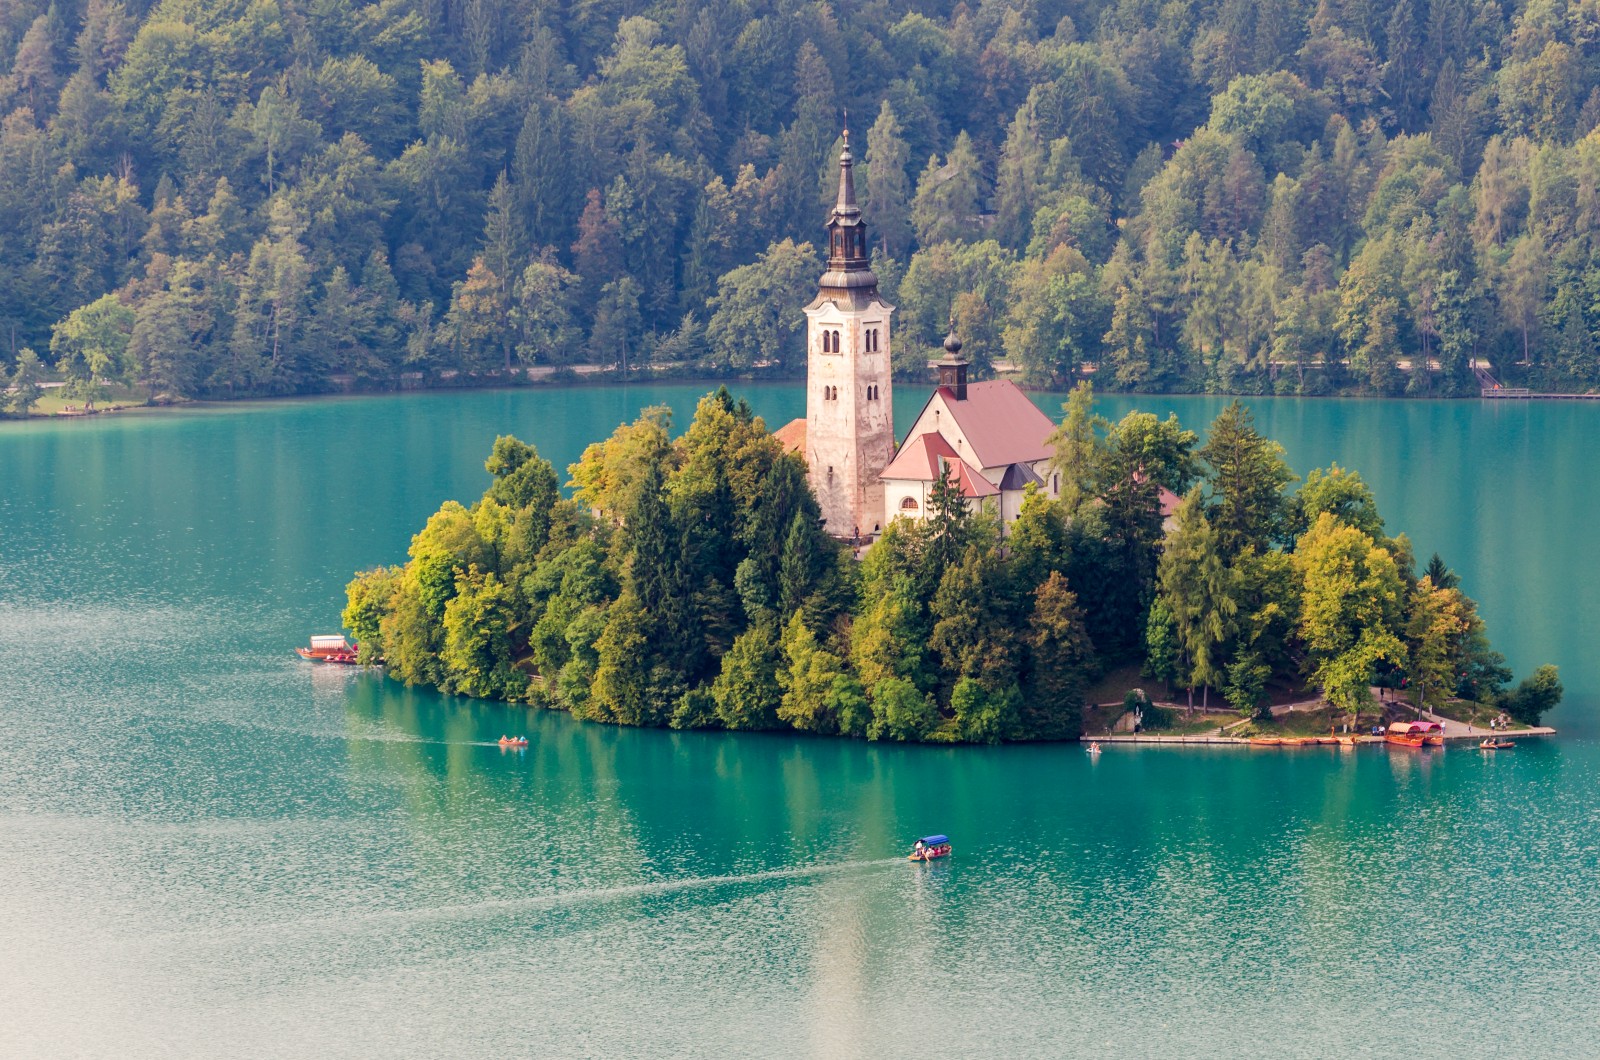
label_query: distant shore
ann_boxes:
[15,361,1600,427]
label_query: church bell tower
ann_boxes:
[803,127,895,540]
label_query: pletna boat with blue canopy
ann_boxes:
[908,835,952,862]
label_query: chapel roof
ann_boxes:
[881,432,998,497]
[926,380,1056,469]
[774,417,807,455]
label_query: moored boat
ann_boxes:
[909,835,952,862]
[296,634,359,664]
[1385,720,1443,748]
[1249,737,1283,746]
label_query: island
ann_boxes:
[342,382,1561,744]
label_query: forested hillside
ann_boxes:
[4,0,1600,404]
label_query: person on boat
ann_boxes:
[914,839,925,859]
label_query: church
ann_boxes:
[775,131,1061,540]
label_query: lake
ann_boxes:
[3,385,1599,1058]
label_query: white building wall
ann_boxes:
[883,480,928,523]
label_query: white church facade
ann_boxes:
[776,131,1061,540]
[881,343,1061,527]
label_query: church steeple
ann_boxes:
[803,121,895,541]
[833,124,859,217]
[821,125,876,289]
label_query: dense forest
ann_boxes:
[342,386,1561,742]
[6,0,1600,409]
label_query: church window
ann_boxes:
[832,329,840,351]
[900,497,919,511]
[1052,474,1059,493]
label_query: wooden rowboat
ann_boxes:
[1385,721,1442,748]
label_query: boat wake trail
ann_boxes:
[230,721,511,748]
[136,858,904,947]
[349,857,907,927]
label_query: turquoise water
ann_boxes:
[3,387,1599,1057]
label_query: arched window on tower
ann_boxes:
[900,496,919,512]
[831,329,840,351]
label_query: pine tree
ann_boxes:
[1156,491,1238,709]
[864,100,914,258]
[1198,401,1296,556]
[911,131,982,248]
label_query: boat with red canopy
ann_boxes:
[296,635,360,664]
[1385,720,1443,748]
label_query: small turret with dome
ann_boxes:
[934,327,968,400]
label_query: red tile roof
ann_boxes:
[931,381,1056,469]
[774,417,807,454]
[948,456,1000,498]
[882,432,998,497]
[1159,486,1182,518]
